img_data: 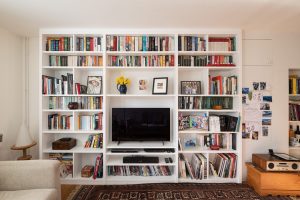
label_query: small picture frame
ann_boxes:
[138,79,147,91]
[152,77,168,94]
[87,76,102,94]
[181,81,201,94]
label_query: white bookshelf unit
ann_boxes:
[39,29,242,184]
[288,68,300,158]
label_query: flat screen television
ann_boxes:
[112,108,170,142]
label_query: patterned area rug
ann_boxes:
[68,183,292,200]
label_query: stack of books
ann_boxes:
[209,153,237,178]
[48,114,73,130]
[49,55,74,66]
[78,113,103,130]
[209,75,238,95]
[48,96,103,110]
[178,154,207,180]
[77,56,103,66]
[108,55,174,67]
[106,35,174,51]
[46,37,72,51]
[93,154,103,179]
[84,134,103,148]
[178,96,233,110]
[76,37,102,51]
[178,36,206,51]
[42,73,73,95]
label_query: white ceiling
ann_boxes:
[0,0,300,36]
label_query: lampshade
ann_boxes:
[15,122,34,148]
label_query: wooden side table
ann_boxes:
[246,162,300,196]
[11,142,37,160]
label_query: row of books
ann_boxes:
[76,37,102,51]
[108,166,172,176]
[178,96,233,110]
[106,36,174,51]
[78,113,103,130]
[42,74,73,95]
[208,37,236,51]
[178,55,207,67]
[49,153,73,178]
[207,55,234,66]
[77,56,103,66]
[289,103,300,121]
[178,114,239,132]
[209,75,238,95]
[93,154,103,179]
[210,153,237,178]
[178,154,207,180]
[108,55,175,67]
[178,36,206,51]
[210,115,240,132]
[84,134,103,148]
[178,133,236,151]
[48,55,103,67]
[48,114,73,130]
[289,76,300,94]
[46,37,72,51]
[48,96,103,110]
[49,55,73,66]
[178,55,235,67]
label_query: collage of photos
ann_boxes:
[242,82,272,140]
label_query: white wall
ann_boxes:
[0,28,23,160]
[242,32,300,179]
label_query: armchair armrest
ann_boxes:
[0,160,60,194]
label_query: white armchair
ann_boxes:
[0,160,61,200]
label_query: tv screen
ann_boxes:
[112,108,170,142]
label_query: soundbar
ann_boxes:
[111,149,139,153]
[123,156,159,164]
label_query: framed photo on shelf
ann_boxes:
[138,79,147,91]
[152,77,168,94]
[181,81,201,94]
[87,76,102,94]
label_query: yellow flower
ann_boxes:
[116,76,130,85]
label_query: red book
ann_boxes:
[171,55,174,66]
[93,155,100,179]
[75,83,81,94]
[209,37,230,42]
[113,36,117,51]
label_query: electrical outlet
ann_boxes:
[0,133,3,142]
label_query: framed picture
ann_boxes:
[152,77,168,94]
[138,79,147,91]
[181,81,201,94]
[87,76,102,94]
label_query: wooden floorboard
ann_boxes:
[61,184,76,200]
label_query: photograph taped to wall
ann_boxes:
[260,103,271,110]
[252,131,258,140]
[260,82,266,90]
[253,82,259,90]
[262,111,272,117]
[242,87,249,94]
[263,96,272,102]
[262,126,269,136]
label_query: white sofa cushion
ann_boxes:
[0,189,57,200]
